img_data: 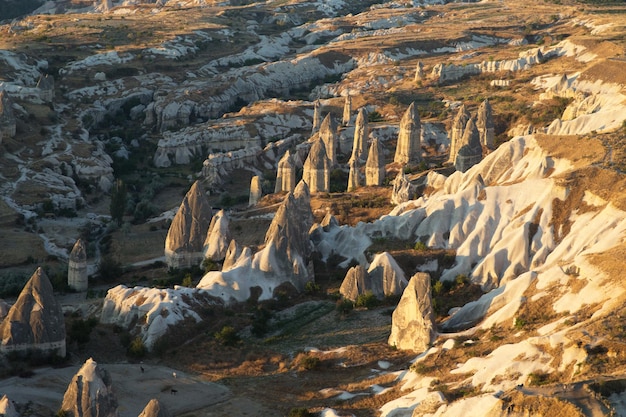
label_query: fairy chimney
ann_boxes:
[365,138,385,186]
[319,113,338,166]
[342,94,352,126]
[164,181,213,269]
[138,399,171,417]
[476,99,495,149]
[454,118,482,173]
[394,102,421,165]
[302,138,330,193]
[312,99,322,133]
[351,108,369,162]
[60,358,118,417]
[249,175,262,206]
[275,151,296,193]
[448,104,471,164]
[414,61,425,82]
[347,156,360,192]
[68,238,88,292]
[203,209,231,262]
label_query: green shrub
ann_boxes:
[414,241,428,251]
[355,291,379,309]
[127,337,147,358]
[288,408,312,417]
[214,326,240,346]
[336,298,354,315]
[304,281,320,294]
[298,355,320,371]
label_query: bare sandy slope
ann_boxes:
[0,363,230,417]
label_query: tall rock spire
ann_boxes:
[476,99,495,149]
[365,138,385,186]
[394,102,421,165]
[164,181,213,269]
[342,94,352,126]
[414,61,424,82]
[0,267,66,357]
[312,99,322,133]
[319,113,338,167]
[275,151,296,193]
[351,108,368,162]
[60,358,118,417]
[454,118,482,173]
[347,156,360,192]
[249,175,262,206]
[302,138,330,193]
[0,91,16,139]
[448,104,471,164]
[203,209,231,262]
[68,238,88,292]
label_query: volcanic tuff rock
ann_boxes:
[0,395,19,417]
[390,171,418,205]
[365,138,385,186]
[249,175,262,206]
[36,74,54,102]
[222,239,243,272]
[414,61,425,82]
[448,104,471,164]
[302,137,330,193]
[203,209,231,262]
[0,267,66,357]
[339,265,368,301]
[394,102,421,165]
[312,99,322,133]
[351,108,369,162]
[339,252,408,301]
[342,94,352,126]
[0,90,16,138]
[388,272,435,352]
[60,358,118,417]
[476,99,495,149]
[275,151,296,193]
[318,113,338,167]
[455,118,483,173]
[347,156,360,192]
[164,181,213,269]
[68,238,88,292]
[138,399,171,417]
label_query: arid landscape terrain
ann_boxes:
[2,0,626,416]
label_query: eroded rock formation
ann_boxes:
[164,181,213,269]
[302,138,330,193]
[60,358,118,417]
[68,238,88,292]
[249,175,262,206]
[448,104,471,164]
[275,151,296,193]
[394,102,421,165]
[414,61,425,82]
[138,399,171,417]
[347,156,360,192]
[390,171,418,205]
[476,99,495,149]
[455,118,483,173]
[388,272,435,352]
[0,267,66,358]
[340,253,408,301]
[312,99,322,133]
[365,138,385,186]
[351,108,368,162]
[0,395,19,417]
[319,113,338,166]
[339,265,368,301]
[342,94,352,126]
[203,209,231,262]
[0,91,16,138]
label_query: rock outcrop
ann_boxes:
[36,74,55,102]
[318,113,338,166]
[312,99,322,133]
[0,395,19,417]
[164,181,213,269]
[0,267,66,357]
[302,138,330,193]
[347,156,360,192]
[340,253,408,301]
[203,209,231,262]
[390,171,418,205]
[138,399,171,417]
[68,238,88,292]
[365,138,385,186]
[222,239,243,272]
[339,265,368,301]
[476,99,495,149]
[351,108,368,162]
[455,118,483,173]
[249,175,262,206]
[275,151,296,193]
[393,102,421,165]
[448,104,471,164]
[0,90,16,138]
[60,358,118,417]
[414,61,425,82]
[388,272,435,352]
[342,94,352,126]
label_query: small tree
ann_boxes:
[214,326,240,346]
[128,337,147,358]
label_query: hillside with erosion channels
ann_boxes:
[4,0,626,416]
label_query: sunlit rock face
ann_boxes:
[394,102,421,166]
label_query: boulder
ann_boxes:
[476,99,494,149]
[138,399,171,417]
[365,138,385,186]
[319,113,338,166]
[455,118,482,173]
[164,181,213,269]
[388,272,436,352]
[448,104,471,164]
[394,102,421,165]
[68,238,88,292]
[302,137,330,193]
[0,267,66,358]
[275,151,296,193]
[342,94,352,126]
[249,175,262,206]
[203,209,231,262]
[351,108,368,162]
[60,358,118,417]
[367,252,409,298]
